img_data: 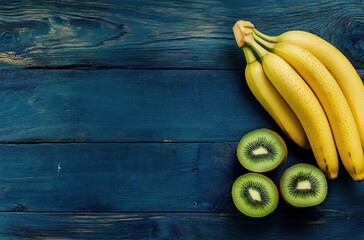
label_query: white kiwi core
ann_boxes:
[252,146,269,156]
[296,180,311,190]
[248,188,262,202]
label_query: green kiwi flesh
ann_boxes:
[232,172,279,217]
[237,128,287,172]
[280,163,328,208]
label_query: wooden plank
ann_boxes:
[0,142,244,212]
[0,211,363,239]
[0,0,362,69]
[0,69,280,143]
[1,142,364,212]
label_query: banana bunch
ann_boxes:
[233,20,364,181]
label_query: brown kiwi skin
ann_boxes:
[279,171,297,208]
[268,129,288,168]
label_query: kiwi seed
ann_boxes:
[231,172,279,218]
[280,163,328,208]
[237,128,287,172]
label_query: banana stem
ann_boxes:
[242,46,257,64]
[244,34,269,58]
[252,32,276,51]
[253,28,278,43]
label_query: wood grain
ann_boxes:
[0,69,280,143]
[1,211,364,239]
[0,142,255,212]
[0,0,362,70]
[0,142,363,212]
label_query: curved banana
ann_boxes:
[253,28,364,150]
[242,45,310,149]
[232,25,339,179]
[253,34,364,181]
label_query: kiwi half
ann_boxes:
[231,172,279,218]
[280,163,328,208]
[237,128,287,172]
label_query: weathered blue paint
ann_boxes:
[0,69,276,143]
[0,0,363,239]
[0,0,362,70]
[1,211,364,239]
[0,142,363,212]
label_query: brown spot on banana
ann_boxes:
[323,158,329,171]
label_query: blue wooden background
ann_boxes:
[0,0,363,239]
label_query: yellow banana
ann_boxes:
[253,28,364,150]
[242,45,309,149]
[233,22,339,179]
[253,34,364,181]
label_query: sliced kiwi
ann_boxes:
[237,128,287,172]
[231,172,279,217]
[280,163,328,208]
